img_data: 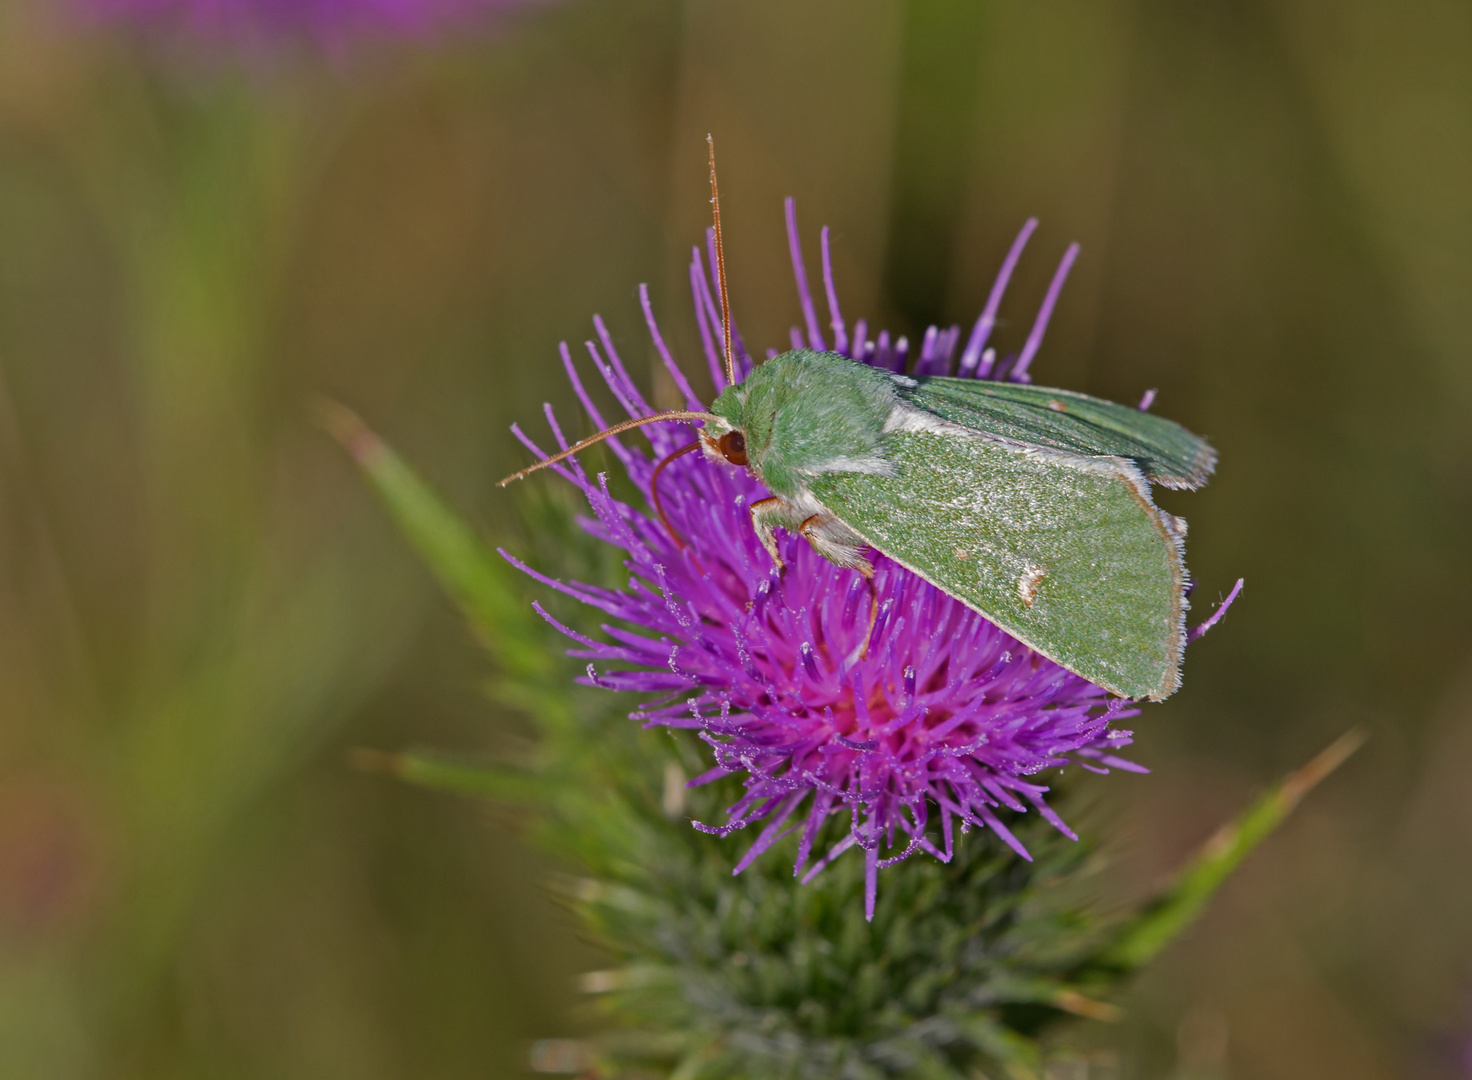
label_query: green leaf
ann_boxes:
[320,400,552,682]
[1084,727,1366,978]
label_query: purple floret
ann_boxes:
[505,205,1180,920]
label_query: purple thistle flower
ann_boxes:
[505,203,1228,920]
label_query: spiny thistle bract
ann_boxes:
[335,200,1347,1080]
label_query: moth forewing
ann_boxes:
[807,431,1189,700]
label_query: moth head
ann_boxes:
[702,385,750,468]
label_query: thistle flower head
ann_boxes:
[506,205,1175,920]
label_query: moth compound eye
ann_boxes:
[718,431,748,466]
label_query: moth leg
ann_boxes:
[798,514,874,578]
[749,497,808,570]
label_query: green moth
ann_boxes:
[694,349,1213,701]
[501,139,1215,701]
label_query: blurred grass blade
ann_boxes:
[319,400,551,680]
[350,748,546,803]
[1087,727,1367,977]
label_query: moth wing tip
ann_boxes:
[1153,657,1185,701]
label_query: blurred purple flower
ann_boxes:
[82,0,547,45]
[505,205,1215,919]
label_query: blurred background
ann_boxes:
[0,0,1469,1076]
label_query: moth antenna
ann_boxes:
[707,134,737,388]
[650,441,702,551]
[498,411,713,486]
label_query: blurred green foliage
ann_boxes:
[0,0,1468,1077]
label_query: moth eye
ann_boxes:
[718,431,748,466]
